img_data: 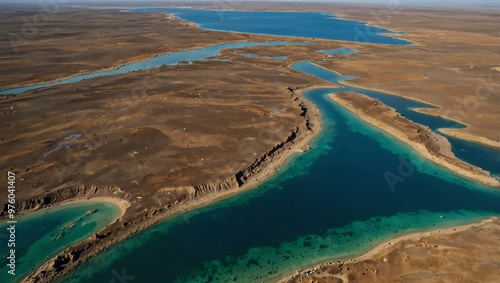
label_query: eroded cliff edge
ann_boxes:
[2,86,321,283]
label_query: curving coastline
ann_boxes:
[56,197,131,219]
[13,86,322,283]
[1,5,498,283]
[12,80,496,283]
[438,128,500,149]
[330,92,499,187]
[15,88,497,282]
[279,216,500,283]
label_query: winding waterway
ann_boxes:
[2,8,499,283]
[0,41,303,95]
[58,84,500,282]
[56,50,499,283]
[292,61,500,175]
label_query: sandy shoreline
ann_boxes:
[56,196,131,219]
[339,80,444,109]
[20,85,323,283]
[350,218,495,262]
[0,3,496,280]
[12,196,130,220]
[278,216,500,282]
[439,128,500,149]
[330,92,499,188]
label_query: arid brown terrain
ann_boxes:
[330,92,498,187]
[180,1,500,144]
[281,217,500,283]
[0,5,333,282]
[321,5,500,145]
[0,7,249,86]
[0,2,499,282]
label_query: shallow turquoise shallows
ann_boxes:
[57,84,500,282]
[292,61,500,174]
[3,8,498,282]
[0,202,120,283]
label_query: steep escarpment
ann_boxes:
[193,177,240,197]
[236,129,298,186]
[0,185,126,217]
[20,87,320,283]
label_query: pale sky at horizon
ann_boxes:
[3,0,500,8]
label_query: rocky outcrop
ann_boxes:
[193,177,239,197]
[23,86,319,283]
[0,185,125,217]
[236,128,300,186]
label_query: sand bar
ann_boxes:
[56,196,130,219]
[330,92,499,188]
[439,128,500,149]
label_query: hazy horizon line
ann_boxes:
[1,0,499,9]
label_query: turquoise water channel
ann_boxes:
[58,85,500,282]
[292,61,500,175]
[0,202,120,282]
[56,43,499,283]
[2,8,498,283]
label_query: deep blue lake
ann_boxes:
[57,61,500,283]
[58,84,500,282]
[132,8,412,45]
[292,61,500,175]
[3,8,498,283]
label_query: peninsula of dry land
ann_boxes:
[0,2,499,282]
[0,5,334,282]
[330,92,499,187]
